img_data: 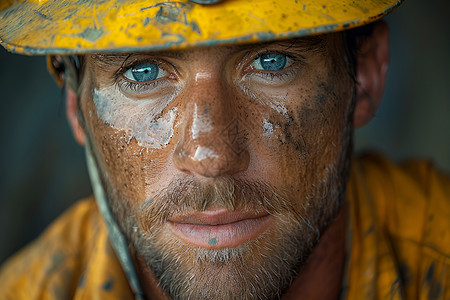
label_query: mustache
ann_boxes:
[137,176,295,233]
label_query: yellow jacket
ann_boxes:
[0,154,449,299]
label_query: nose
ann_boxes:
[173,74,250,179]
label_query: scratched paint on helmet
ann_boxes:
[93,87,178,149]
[0,0,404,55]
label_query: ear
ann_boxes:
[353,21,390,128]
[66,85,86,145]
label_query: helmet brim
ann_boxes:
[0,0,403,55]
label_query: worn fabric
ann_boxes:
[342,154,450,300]
[0,154,449,299]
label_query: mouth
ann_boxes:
[168,209,273,249]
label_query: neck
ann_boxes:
[282,203,348,299]
[132,204,348,300]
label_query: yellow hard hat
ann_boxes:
[0,0,402,55]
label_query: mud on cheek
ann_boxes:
[82,90,176,206]
[296,78,352,155]
[92,87,178,149]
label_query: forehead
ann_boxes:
[85,33,341,67]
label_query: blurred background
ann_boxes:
[1,0,449,265]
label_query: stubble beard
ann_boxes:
[103,147,351,300]
[94,105,353,299]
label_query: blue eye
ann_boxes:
[251,53,290,71]
[123,62,168,82]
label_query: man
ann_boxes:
[0,0,449,299]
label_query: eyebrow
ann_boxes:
[238,36,326,53]
[91,50,186,64]
[90,49,193,68]
[90,36,326,66]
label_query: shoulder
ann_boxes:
[0,196,103,299]
[349,154,450,299]
[351,153,450,239]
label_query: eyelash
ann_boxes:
[243,50,305,82]
[113,49,305,94]
[118,79,161,92]
[251,68,298,81]
[114,58,173,93]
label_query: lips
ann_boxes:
[168,209,273,249]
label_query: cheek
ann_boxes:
[93,87,179,149]
[253,75,352,186]
[297,79,353,154]
[83,93,175,205]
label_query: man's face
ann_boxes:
[78,33,354,299]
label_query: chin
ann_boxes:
[135,213,314,300]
